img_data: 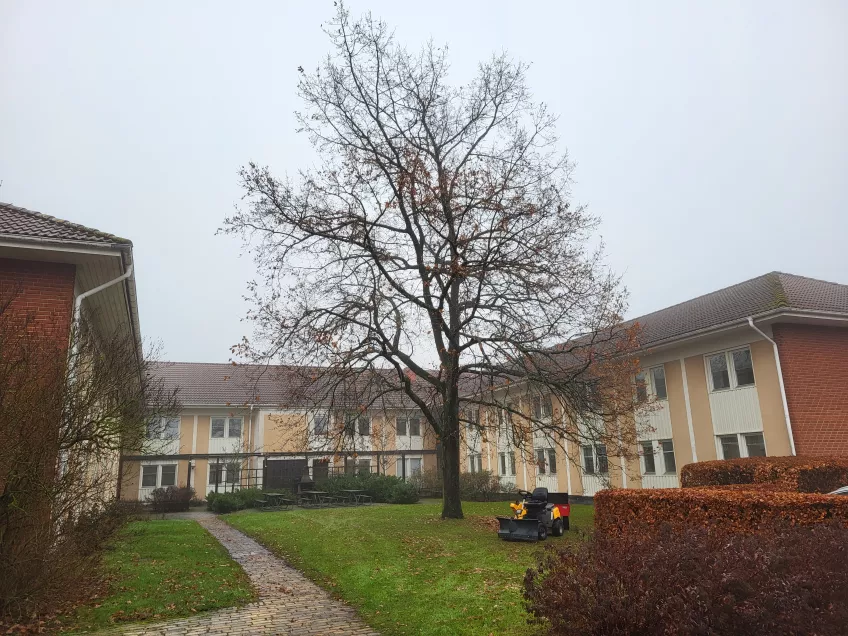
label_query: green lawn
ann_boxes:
[226,500,594,636]
[65,520,255,633]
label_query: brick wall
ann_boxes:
[0,257,77,344]
[772,323,848,456]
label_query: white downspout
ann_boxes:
[746,317,796,455]
[74,264,134,325]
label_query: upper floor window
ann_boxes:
[651,366,667,400]
[211,417,242,438]
[396,413,421,437]
[635,373,648,402]
[532,395,553,419]
[707,347,755,392]
[344,412,371,436]
[147,417,180,440]
[312,412,329,436]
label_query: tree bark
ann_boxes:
[440,402,464,519]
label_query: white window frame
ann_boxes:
[535,448,558,475]
[639,439,677,475]
[209,461,242,486]
[141,463,178,489]
[499,450,516,476]
[705,347,756,393]
[396,412,421,438]
[582,444,609,475]
[211,416,243,439]
[715,431,767,459]
[532,395,553,420]
[147,416,181,440]
[468,453,483,473]
[649,365,668,401]
[311,411,330,436]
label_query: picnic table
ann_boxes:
[340,489,372,505]
[265,492,295,510]
[298,490,330,506]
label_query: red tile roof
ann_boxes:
[0,202,131,246]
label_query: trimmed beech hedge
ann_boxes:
[595,487,848,536]
[680,456,848,493]
[524,521,848,636]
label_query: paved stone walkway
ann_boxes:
[108,514,378,635]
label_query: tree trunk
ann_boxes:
[440,403,464,519]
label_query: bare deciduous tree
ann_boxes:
[225,3,646,518]
[0,286,179,618]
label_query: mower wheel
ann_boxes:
[538,524,548,541]
[551,518,564,537]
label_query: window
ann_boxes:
[707,348,756,392]
[651,366,667,400]
[708,354,731,390]
[160,464,177,486]
[582,445,595,475]
[396,416,406,437]
[641,441,656,474]
[468,454,482,473]
[548,449,557,474]
[211,417,242,438]
[596,444,609,474]
[409,416,420,437]
[147,417,180,440]
[719,435,741,459]
[536,449,547,474]
[142,464,177,488]
[744,433,766,457]
[358,415,370,436]
[635,372,648,402]
[226,462,240,484]
[732,349,755,387]
[209,463,225,484]
[500,452,507,475]
[718,432,766,459]
[508,452,516,476]
[409,458,422,475]
[532,395,553,419]
[313,413,329,436]
[660,439,676,474]
[142,465,157,487]
[356,459,371,474]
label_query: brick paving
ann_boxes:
[107,514,378,635]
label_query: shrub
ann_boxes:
[388,481,420,504]
[524,521,848,636]
[324,473,403,503]
[410,468,509,501]
[206,492,242,514]
[594,487,848,536]
[147,486,195,514]
[680,456,848,493]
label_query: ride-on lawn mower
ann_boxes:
[497,487,570,541]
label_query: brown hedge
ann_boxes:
[680,456,848,493]
[595,487,848,536]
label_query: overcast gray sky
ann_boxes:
[1,1,846,363]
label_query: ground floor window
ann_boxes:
[535,448,557,474]
[639,439,677,475]
[717,432,766,459]
[141,463,177,489]
[582,444,608,475]
[499,451,516,476]
[209,462,241,486]
[468,453,483,473]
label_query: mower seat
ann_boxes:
[530,487,548,502]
